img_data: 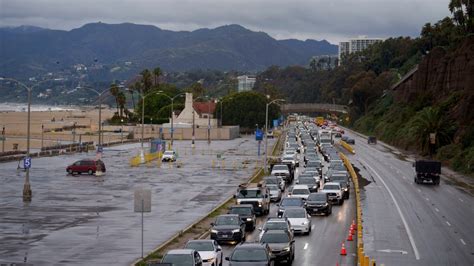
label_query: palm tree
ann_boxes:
[153,67,162,87]
[117,91,126,118]
[140,69,152,94]
[109,83,120,115]
[409,107,454,155]
[449,0,473,33]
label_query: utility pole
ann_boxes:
[2,126,5,153]
[264,97,285,174]
[208,99,211,145]
[41,124,44,151]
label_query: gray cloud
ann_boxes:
[0,0,451,43]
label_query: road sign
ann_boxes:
[134,189,151,212]
[256,129,263,141]
[97,146,103,153]
[24,157,32,169]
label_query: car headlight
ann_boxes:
[344,188,348,191]
[258,203,262,207]
[283,246,291,251]
[323,203,329,206]
[302,221,309,225]
[312,186,317,189]
[246,218,252,221]
[207,258,216,263]
[232,229,241,233]
[211,229,218,234]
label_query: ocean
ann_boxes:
[0,102,78,112]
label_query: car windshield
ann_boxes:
[298,179,315,185]
[237,189,263,198]
[230,207,252,215]
[283,156,293,160]
[261,232,290,243]
[265,179,278,184]
[292,189,309,195]
[264,222,287,230]
[164,151,174,155]
[281,198,302,207]
[216,216,240,225]
[185,242,214,251]
[324,185,340,190]
[273,165,288,171]
[308,193,327,201]
[284,208,306,218]
[267,185,279,191]
[162,254,193,265]
[331,164,346,171]
[231,249,268,262]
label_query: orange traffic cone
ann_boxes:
[352,220,357,230]
[351,227,355,235]
[347,230,353,241]
[340,242,347,256]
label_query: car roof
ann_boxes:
[324,182,341,186]
[218,214,240,218]
[292,184,310,189]
[166,249,195,255]
[262,229,289,235]
[230,204,253,208]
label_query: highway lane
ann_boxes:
[343,129,474,265]
[216,139,356,266]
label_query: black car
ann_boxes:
[260,230,295,264]
[277,197,305,217]
[226,243,274,266]
[305,192,332,216]
[296,177,318,193]
[368,136,377,144]
[228,205,256,231]
[210,214,246,244]
[346,138,355,145]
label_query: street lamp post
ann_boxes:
[121,119,124,143]
[264,97,285,174]
[2,126,5,153]
[0,77,63,202]
[208,98,211,145]
[156,92,185,148]
[81,87,107,147]
[191,95,204,149]
[41,124,44,151]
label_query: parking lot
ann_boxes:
[0,136,273,265]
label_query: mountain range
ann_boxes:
[0,22,337,80]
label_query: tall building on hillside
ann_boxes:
[338,36,383,65]
[237,75,256,92]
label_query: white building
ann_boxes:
[171,93,218,128]
[338,36,383,65]
[237,75,256,92]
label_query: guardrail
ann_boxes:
[340,152,377,266]
[340,140,356,154]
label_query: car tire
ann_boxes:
[219,254,223,266]
[67,169,73,175]
[88,169,93,175]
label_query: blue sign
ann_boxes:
[256,129,263,141]
[97,146,103,153]
[273,119,279,128]
[24,157,32,169]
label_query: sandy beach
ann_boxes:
[0,107,116,152]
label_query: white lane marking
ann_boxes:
[435,208,440,212]
[460,239,466,245]
[311,225,315,230]
[303,243,309,250]
[360,159,421,260]
[459,198,464,202]
[377,249,408,255]
[446,221,451,226]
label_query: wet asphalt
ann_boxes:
[0,136,273,265]
[344,129,474,266]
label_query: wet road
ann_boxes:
[343,128,474,265]
[0,137,273,265]
[213,141,357,266]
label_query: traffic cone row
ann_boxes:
[340,242,347,256]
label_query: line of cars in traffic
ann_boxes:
[159,119,353,266]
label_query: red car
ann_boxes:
[66,159,106,175]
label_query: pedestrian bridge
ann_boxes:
[281,103,348,114]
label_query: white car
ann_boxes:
[271,164,290,179]
[320,182,344,205]
[266,184,282,202]
[283,207,312,235]
[288,185,311,200]
[184,240,223,266]
[162,150,177,162]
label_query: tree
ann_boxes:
[140,69,153,94]
[188,82,205,98]
[117,91,126,118]
[409,107,454,155]
[449,0,474,33]
[309,58,317,72]
[153,67,162,87]
[109,83,120,114]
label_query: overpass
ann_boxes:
[281,103,348,114]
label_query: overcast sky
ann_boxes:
[0,0,451,43]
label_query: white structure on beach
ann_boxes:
[166,93,218,128]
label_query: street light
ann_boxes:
[156,91,185,148]
[216,97,232,128]
[264,97,285,174]
[0,77,63,202]
[191,95,205,149]
[80,87,109,147]
[121,119,124,143]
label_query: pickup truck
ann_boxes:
[414,160,441,185]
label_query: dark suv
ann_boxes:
[228,205,256,231]
[66,159,106,175]
[260,229,295,264]
[210,214,246,244]
[305,192,332,216]
[225,243,273,266]
[277,197,305,217]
